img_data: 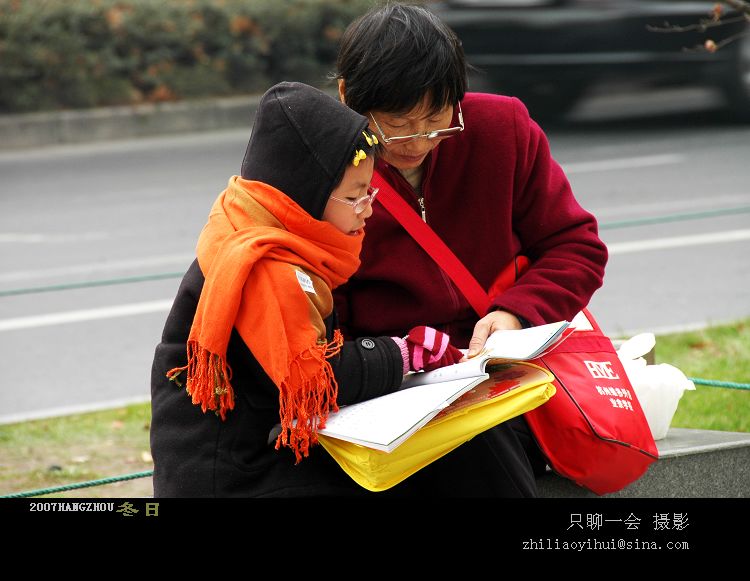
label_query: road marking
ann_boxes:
[0,299,173,331]
[0,232,113,244]
[607,229,750,255]
[0,253,194,283]
[1,230,747,332]
[562,153,685,174]
[592,193,750,218]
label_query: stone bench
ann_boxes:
[537,427,750,497]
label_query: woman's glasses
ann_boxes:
[369,103,464,145]
[330,186,379,214]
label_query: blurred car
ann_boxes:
[428,0,750,121]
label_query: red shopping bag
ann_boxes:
[374,175,657,495]
[527,309,659,495]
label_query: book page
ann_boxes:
[399,355,485,389]
[482,321,570,360]
[317,374,487,452]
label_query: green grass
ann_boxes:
[653,319,750,432]
[1,318,748,498]
[0,404,153,499]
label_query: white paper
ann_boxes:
[482,321,570,360]
[318,375,487,452]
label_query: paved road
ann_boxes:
[1,87,748,423]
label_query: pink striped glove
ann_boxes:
[392,326,463,373]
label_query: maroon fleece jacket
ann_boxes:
[334,93,608,348]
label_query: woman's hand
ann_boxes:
[465,310,523,359]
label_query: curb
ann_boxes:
[0,94,264,151]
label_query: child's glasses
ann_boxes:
[329,186,379,214]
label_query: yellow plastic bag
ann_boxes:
[318,362,556,492]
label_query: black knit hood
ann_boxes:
[240,81,371,220]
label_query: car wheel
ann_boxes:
[721,30,750,122]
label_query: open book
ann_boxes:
[317,321,570,453]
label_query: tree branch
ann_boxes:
[647,14,748,34]
[646,1,750,53]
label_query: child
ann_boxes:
[149,82,461,497]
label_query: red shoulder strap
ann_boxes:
[371,172,491,317]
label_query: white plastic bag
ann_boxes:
[617,333,695,440]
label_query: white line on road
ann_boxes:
[0,253,194,283]
[0,232,113,244]
[591,193,750,219]
[0,299,173,331]
[562,153,685,174]
[1,230,747,332]
[607,229,750,255]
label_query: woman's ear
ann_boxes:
[337,79,346,104]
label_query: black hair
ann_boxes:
[335,2,468,115]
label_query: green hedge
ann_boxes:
[0,0,376,113]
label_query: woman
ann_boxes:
[332,4,609,496]
[150,81,460,497]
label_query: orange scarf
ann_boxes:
[167,176,362,461]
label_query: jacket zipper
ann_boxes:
[415,159,459,311]
[384,162,427,222]
[382,160,461,312]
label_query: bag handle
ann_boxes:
[372,171,526,318]
[371,171,598,335]
[371,172,491,317]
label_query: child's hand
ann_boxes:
[404,326,463,372]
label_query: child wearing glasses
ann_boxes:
[149,81,462,498]
[332,4,609,497]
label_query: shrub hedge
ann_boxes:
[0,0,376,113]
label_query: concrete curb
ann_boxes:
[0,94,264,151]
[538,428,750,498]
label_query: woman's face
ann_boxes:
[365,96,455,171]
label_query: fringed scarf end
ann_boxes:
[167,341,235,420]
[166,365,188,388]
[275,330,343,463]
